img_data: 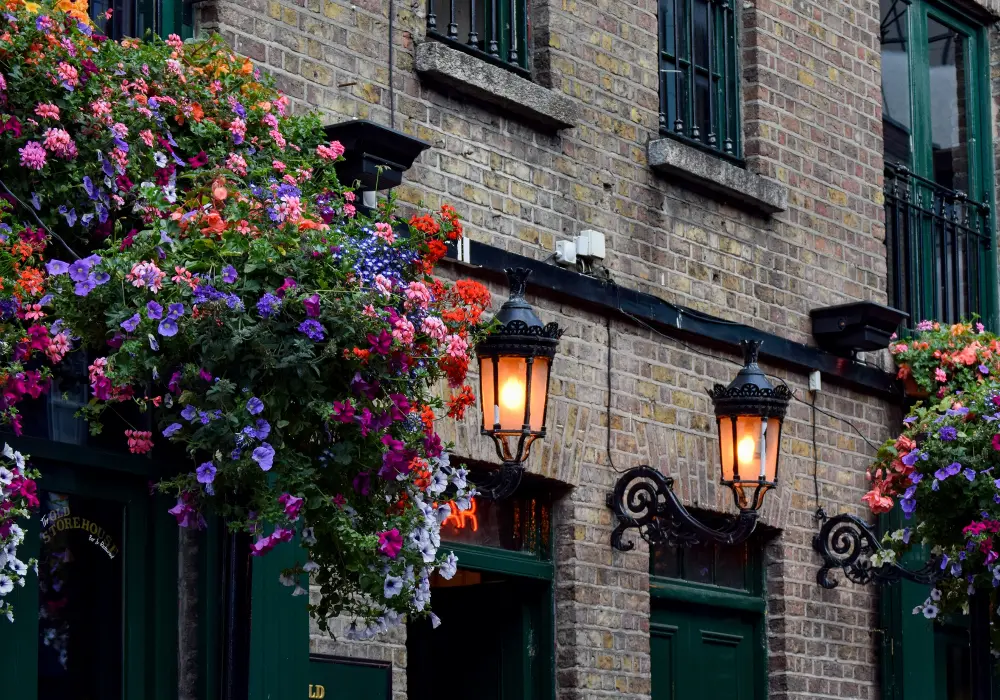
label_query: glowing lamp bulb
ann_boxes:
[499,376,526,412]
[737,435,756,466]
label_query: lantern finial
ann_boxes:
[505,267,531,300]
[740,339,762,367]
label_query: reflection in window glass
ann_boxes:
[651,535,751,591]
[880,0,912,166]
[440,491,551,559]
[927,18,969,191]
[37,491,124,700]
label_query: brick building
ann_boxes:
[196,0,1000,696]
[3,0,999,698]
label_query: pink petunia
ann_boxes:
[377,528,403,559]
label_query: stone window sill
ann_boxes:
[415,41,579,131]
[647,138,788,216]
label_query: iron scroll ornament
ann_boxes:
[608,466,759,550]
[812,513,943,589]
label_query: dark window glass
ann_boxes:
[659,0,741,158]
[880,0,912,167]
[651,531,753,591]
[926,18,969,192]
[37,491,124,700]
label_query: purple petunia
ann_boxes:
[147,300,163,319]
[965,468,977,481]
[45,260,69,276]
[246,397,264,415]
[938,426,958,441]
[252,443,275,472]
[253,419,270,440]
[162,422,182,437]
[196,461,217,484]
[298,319,325,342]
[981,364,991,375]
[120,313,141,332]
[222,265,238,284]
[180,404,197,422]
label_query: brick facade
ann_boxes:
[191,0,996,697]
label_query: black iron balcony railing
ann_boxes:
[427,0,530,76]
[658,0,741,160]
[885,163,993,326]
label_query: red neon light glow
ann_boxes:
[442,498,478,532]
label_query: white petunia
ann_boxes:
[2,443,13,460]
[0,575,12,596]
[383,575,403,599]
[278,573,297,587]
[452,468,468,490]
[430,612,442,629]
[302,561,319,573]
[438,552,458,580]
[428,471,448,495]
[0,467,12,486]
[301,526,316,546]
[291,585,308,597]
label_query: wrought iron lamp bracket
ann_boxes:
[472,461,525,501]
[608,466,759,550]
[812,513,943,589]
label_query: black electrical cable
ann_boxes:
[603,278,882,454]
[605,312,626,473]
[809,390,827,521]
[388,0,396,129]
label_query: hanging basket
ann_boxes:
[902,375,931,399]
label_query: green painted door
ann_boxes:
[651,602,758,700]
[0,460,155,700]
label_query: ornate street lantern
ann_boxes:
[709,339,790,512]
[609,340,791,550]
[475,267,562,500]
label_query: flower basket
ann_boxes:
[902,375,930,399]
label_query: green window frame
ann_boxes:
[658,0,742,161]
[880,0,998,328]
[649,524,768,700]
[0,438,183,700]
[426,0,530,76]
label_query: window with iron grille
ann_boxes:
[427,0,530,77]
[880,0,996,327]
[658,0,741,160]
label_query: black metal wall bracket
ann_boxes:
[607,466,759,550]
[812,513,943,589]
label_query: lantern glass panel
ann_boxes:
[528,356,550,432]
[718,415,781,485]
[763,416,781,483]
[479,355,529,431]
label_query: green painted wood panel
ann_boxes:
[248,534,309,700]
[308,656,391,700]
[651,602,758,700]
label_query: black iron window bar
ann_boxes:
[427,0,530,76]
[659,0,741,160]
[884,163,992,326]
